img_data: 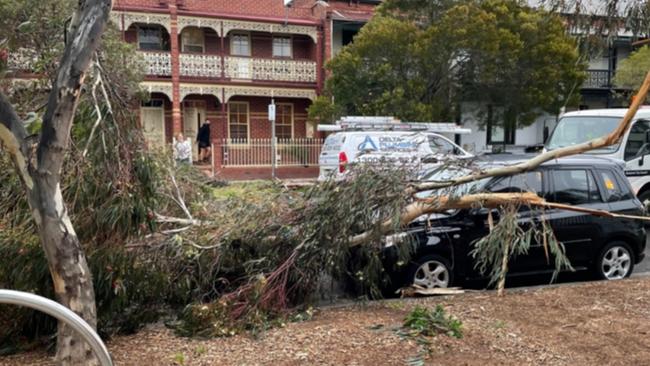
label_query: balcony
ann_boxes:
[584,69,611,89]
[140,51,171,76]
[224,57,317,83]
[180,53,222,78]
[137,51,317,83]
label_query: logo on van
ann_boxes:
[358,136,378,151]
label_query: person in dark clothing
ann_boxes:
[197,119,211,162]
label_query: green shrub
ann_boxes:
[0,237,176,354]
[403,305,463,339]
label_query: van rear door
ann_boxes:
[319,133,345,179]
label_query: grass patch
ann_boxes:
[211,181,282,201]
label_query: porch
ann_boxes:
[139,91,322,180]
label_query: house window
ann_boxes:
[138,26,166,51]
[228,102,249,141]
[276,103,293,140]
[486,105,515,145]
[231,33,251,56]
[181,27,205,53]
[273,36,292,58]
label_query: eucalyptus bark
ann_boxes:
[0,0,112,365]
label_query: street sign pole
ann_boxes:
[269,98,276,179]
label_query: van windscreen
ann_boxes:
[546,116,621,152]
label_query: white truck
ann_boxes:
[317,117,473,181]
[545,108,650,204]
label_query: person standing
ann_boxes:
[197,119,211,163]
[173,133,192,164]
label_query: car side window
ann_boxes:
[550,169,601,205]
[598,169,628,202]
[487,172,542,195]
[624,120,650,161]
[427,135,457,155]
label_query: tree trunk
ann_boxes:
[0,1,112,364]
[32,182,98,365]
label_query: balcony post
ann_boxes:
[220,21,225,79]
[170,4,182,136]
[316,26,324,93]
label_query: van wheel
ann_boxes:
[595,242,634,280]
[407,255,453,289]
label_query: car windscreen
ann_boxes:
[546,116,621,153]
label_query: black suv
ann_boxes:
[385,155,647,289]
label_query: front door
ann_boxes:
[183,101,206,161]
[140,103,165,149]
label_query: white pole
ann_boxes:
[211,142,215,177]
[270,95,276,179]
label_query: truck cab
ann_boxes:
[545,108,650,205]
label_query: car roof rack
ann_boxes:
[317,116,472,134]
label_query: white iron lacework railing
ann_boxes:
[224,56,317,82]
[179,53,222,78]
[140,51,172,76]
[220,138,323,167]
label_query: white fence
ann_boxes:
[220,138,323,167]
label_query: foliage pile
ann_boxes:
[169,165,416,337]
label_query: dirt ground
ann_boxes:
[3,277,650,366]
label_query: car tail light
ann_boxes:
[339,151,348,173]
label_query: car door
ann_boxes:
[545,168,607,268]
[596,168,645,243]
[468,171,545,274]
[623,119,650,177]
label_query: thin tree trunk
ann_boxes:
[32,182,98,364]
[0,0,112,364]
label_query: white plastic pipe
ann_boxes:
[0,290,113,366]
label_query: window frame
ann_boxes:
[548,168,604,205]
[230,32,252,57]
[181,27,205,53]
[272,36,293,58]
[137,25,165,51]
[227,101,250,142]
[486,105,515,145]
[275,103,294,140]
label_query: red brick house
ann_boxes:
[111,0,379,180]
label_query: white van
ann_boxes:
[545,108,650,204]
[318,121,472,180]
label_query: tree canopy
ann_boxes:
[316,0,585,127]
[614,45,650,91]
